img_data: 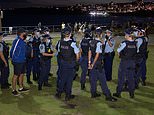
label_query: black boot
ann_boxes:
[142,80,146,86]
[113,93,121,98]
[48,73,53,76]
[91,92,101,98]
[81,84,85,90]
[55,93,61,99]
[27,80,33,85]
[44,82,52,87]
[106,95,117,102]
[1,85,9,89]
[38,84,42,90]
[129,92,134,98]
[65,94,75,101]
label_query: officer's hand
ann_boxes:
[5,63,8,67]
[88,63,91,69]
[91,64,94,69]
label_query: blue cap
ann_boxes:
[125,28,133,36]
[33,28,40,32]
[137,27,145,33]
[84,28,91,34]
[106,29,112,33]
[63,27,71,35]
[43,27,50,32]
[95,27,102,35]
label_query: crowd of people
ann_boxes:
[0,24,149,102]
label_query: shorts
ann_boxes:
[13,62,26,76]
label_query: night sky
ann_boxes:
[0,0,154,8]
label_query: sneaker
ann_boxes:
[12,90,20,96]
[18,88,29,93]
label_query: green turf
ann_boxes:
[0,37,154,115]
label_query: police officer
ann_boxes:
[43,27,53,77]
[32,28,41,81]
[55,27,80,101]
[26,35,33,84]
[113,29,137,98]
[10,28,29,96]
[88,28,117,101]
[103,30,115,81]
[79,28,92,90]
[38,34,54,90]
[134,28,147,87]
[0,32,10,89]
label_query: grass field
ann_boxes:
[0,37,154,115]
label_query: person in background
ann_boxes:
[10,28,29,96]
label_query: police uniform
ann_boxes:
[0,35,10,89]
[89,38,112,99]
[38,35,53,90]
[135,29,147,86]
[55,28,79,100]
[113,30,137,98]
[43,27,53,77]
[55,40,61,91]
[32,29,41,81]
[103,30,115,81]
[26,39,33,84]
[79,29,92,90]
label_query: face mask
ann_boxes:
[23,34,27,40]
[46,32,50,35]
[47,39,50,44]
[133,31,138,37]
[36,32,40,37]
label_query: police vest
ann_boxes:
[81,38,91,57]
[32,37,41,57]
[120,40,137,60]
[137,37,147,56]
[89,39,102,63]
[26,42,33,59]
[0,42,9,66]
[59,40,76,62]
[41,42,53,61]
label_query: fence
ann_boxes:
[0,25,62,34]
